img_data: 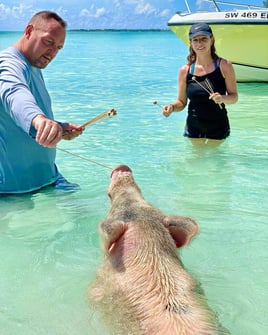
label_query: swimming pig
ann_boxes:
[89,165,229,335]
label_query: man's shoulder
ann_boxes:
[0,46,16,57]
[0,47,31,78]
[0,47,27,65]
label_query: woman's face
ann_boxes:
[190,34,213,54]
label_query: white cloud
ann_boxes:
[0,0,179,30]
[160,9,170,17]
[79,7,106,19]
[135,2,156,15]
[0,3,11,18]
[0,3,33,28]
[95,7,106,18]
[79,8,90,18]
[0,3,29,18]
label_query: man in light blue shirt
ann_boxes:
[0,11,84,194]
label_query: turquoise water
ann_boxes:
[0,31,267,335]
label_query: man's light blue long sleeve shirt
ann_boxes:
[0,47,60,194]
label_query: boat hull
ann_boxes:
[168,10,268,82]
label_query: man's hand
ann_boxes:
[32,115,84,147]
[32,114,63,147]
[61,122,84,140]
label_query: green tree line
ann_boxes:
[263,0,268,7]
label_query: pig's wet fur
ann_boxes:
[89,165,230,335]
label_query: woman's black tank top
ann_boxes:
[186,60,228,123]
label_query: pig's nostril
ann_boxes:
[116,165,132,172]
[110,165,132,178]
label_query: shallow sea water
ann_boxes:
[0,31,267,335]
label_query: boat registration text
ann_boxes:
[225,11,268,19]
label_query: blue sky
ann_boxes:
[0,0,265,30]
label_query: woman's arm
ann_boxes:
[163,65,188,117]
[219,58,238,105]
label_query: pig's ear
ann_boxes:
[163,215,199,248]
[100,220,127,251]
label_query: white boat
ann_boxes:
[168,0,268,82]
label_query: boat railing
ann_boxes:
[182,0,265,14]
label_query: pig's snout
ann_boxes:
[108,165,134,197]
[110,165,132,179]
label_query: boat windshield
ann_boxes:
[181,0,265,14]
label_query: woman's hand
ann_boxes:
[209,92,223,105]
[162,104,174,117]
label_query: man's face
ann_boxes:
[25,18,66,68]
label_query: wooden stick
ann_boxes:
[205,78,223,109]
[192,77,223,109]
[152,100,163,110]
[192,77,212,95]
[204,78,214,93]
[81,108,117,128]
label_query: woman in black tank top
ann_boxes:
[163,23,238,140]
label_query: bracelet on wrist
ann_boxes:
[169,104,174,112]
